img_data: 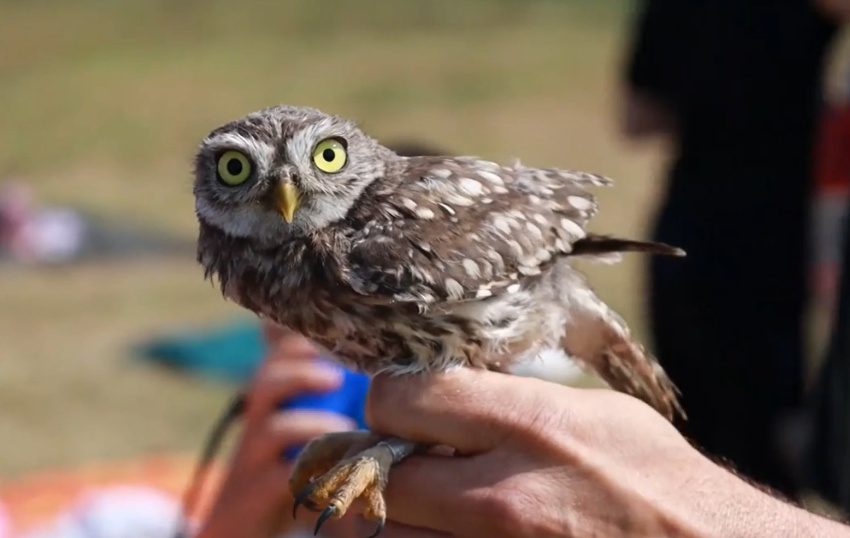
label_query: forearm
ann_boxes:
[659,454,849,538]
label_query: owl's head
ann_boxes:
[193,105,396,243]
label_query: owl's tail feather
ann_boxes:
[561,278,685,422]
[571,235,685,257]
[595,337,685,422]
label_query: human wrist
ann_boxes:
[616,446,720,538]
[653,452,847,538]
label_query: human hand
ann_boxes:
[368,368,850,538]
[196,327,357,538]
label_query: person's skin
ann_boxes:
[368,368,850,538]
[197,331,849,538]
[196,326,359,538]
[195,327,433,538]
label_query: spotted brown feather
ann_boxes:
[338,156,607,304]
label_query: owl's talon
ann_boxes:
[290,437,419,537]
[293,486,318,519]
[366,519,386,538]
[314,504,337,535]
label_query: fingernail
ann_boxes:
[273,411,356,431]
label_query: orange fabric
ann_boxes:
[0,454,222,534]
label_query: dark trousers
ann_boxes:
[649,167,807,495]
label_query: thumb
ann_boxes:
[366,368,554,454]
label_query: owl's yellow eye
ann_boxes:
[216,150,252,185]
[312,138,347,173]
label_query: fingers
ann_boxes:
[264,330,320,364]
[381,454,480,533]
[234,409,355,481]
[269,410,354,444]
[245,360,342,421]
[367,368,564,454]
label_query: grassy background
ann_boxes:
[0,0,716,476]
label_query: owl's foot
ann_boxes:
[291,434,418,537]
[289,431,380,513]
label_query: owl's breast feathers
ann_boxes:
[197,223,329,313]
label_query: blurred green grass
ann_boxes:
[0,0,670,476]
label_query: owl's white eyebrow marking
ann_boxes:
[202,133,276,175]
[284,116,341,164]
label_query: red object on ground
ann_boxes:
[0,454,222,535]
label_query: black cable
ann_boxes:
[172,390,246,538]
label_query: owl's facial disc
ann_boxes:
[195,105,398,242]
[274,136,348,223]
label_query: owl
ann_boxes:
[193,105,684,535]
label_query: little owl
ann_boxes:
[193,105,684,536]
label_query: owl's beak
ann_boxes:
[277,182,300,223]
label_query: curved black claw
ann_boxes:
[366,519,386,538]
[314,504,338,536]
[293,486,318,519]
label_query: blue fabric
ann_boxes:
[280,361,370,460]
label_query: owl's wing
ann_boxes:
[336,156,611,304]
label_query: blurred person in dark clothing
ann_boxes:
[809,46,850,516]
[621,0,844,495]
[810,197,850,515]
